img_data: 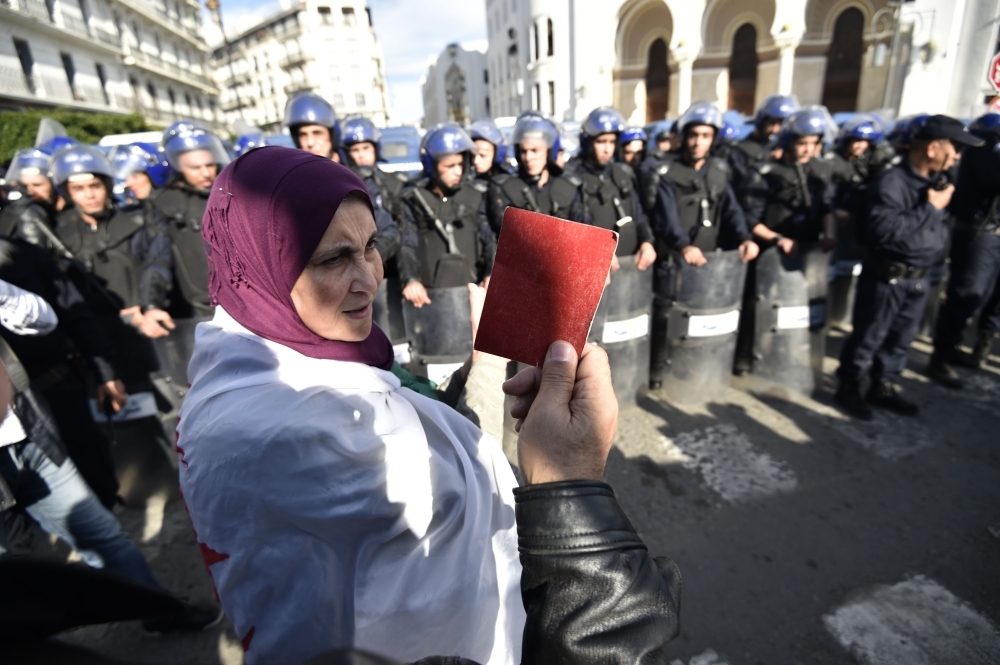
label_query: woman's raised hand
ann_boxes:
[502,341,618,485]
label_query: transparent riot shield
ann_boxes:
[751,244,830,395]
[373,276,409,363]
[592,255,653,405]
[402,285,473,385]
[828,260,862,331]
[659,249,747,405]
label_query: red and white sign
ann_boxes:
[988,52,1000,93]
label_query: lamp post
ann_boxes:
[205,0,242,125]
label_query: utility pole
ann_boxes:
[205,0,243,125]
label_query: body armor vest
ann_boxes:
[578,162,639,255]
[753,159,827,243]
[494,172,581,220]
[661,156,731,252]
[150,184,211,316]
[403,182,485,288]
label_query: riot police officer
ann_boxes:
[108,142,171,205]
[0,148,59,250]
[341,116,403,264]
[709,118,742,163]
[649,102,759,388]
[398,124,495,308]
[928,113,1000,385]
[487,112,588,233]
[620,126,647,170]
[568,106,656,268]
[148,127,230,321]
[729,94,800,197]
[470,118,511,181]
[636,120,677,215]
[284,92,342,163]
[836,115,983,418]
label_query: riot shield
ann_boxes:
[402,285,473,385]
[658,250,747,405]
[373,277,409,362]
[593,255,653,405]
[751,244,830,395]
[828,259,862,330]
[150,317,207,448]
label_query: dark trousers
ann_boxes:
[837,266,930,383]
[40,375,119,509]
[933,227,1000,350]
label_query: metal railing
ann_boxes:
[60,10,91,36]
[279,51,309,69]
[0,66,34,96]
[284,81,315,95]
[111,91,137,110]
[73,83,107,104]
[92,26,119,46]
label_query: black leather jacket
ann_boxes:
[308,480,681,665]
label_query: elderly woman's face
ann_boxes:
[291,197,382,342]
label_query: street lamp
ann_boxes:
[205,0,242,125]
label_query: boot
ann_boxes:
[927,351,964,389]
[835,381,873,420]
[866,379,920,416]
[971,333,997,368]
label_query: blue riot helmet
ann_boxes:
[510,111,561,165]
[283,92,341,153]
[969,112,1000,139]
[776,106,837,150]
[619,126,648,145]
[341,116,381,165]
[469,118,508,166]
[886,114,930,150]
[48,144,116,199]
[754,94,800,133]
[420,123,476,179]
[234,132,265,157]
[836,113,885,149]
[5,148,53,186]
[720,121,741,141]
[581,106,626,138]
[677,101,724,137]
[160,121,207,152]
[109,142,171,201]
[162,128,231,172]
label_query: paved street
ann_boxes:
[56,335,1000,664]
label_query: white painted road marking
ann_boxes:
[824,575,1000,664]
[662,424,797,502]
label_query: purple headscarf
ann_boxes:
[202,146,394,370]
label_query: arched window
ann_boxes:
[645,38,669,122]
[728,23,758,115]
[547,18,554,57]
[821,8,865,113]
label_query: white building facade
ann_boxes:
[212,0,391,133]
[421,40,490,126]
[0,0,220,127]
[486,0,1000,124]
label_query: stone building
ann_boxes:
[421,40,490,126]
[485,0,1000,123]
[0,0,220,127]
[211,0,391,133]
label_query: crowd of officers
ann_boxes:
[0,92,996,548]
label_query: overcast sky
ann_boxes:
[208,0,487,124]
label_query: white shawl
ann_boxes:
[177,308,524,665]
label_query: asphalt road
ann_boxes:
[53,334,1000,665]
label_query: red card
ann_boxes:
[474,207,618,367]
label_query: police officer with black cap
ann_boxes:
[836,115,984,418]
[148,126,230,321]
[487,111,588,233]
[398,124,495,308]
[928,112,1000,385]
[566,106,656,271]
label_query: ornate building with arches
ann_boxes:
[485,0,1000,123]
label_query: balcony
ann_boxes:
[93,26,120,47]
[60,10,90,37]
[128,49,212,88]
[284,81,316,95]
[109,0,204,47]
[278,51,310,69]
[0,65,136,112]
[1,0,52,21]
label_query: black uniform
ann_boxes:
[0,239,121,508]
[742,157,835,243]
[486,167,589,234]
[636,153,671,217]
[837,162,949,384]
[569,158,653,256]
[933,136,1000,354]
[397,179,496,289]
[825,142,895,262]
[0,198,60,255]
[147,181,212,318]
[728,133,771,199]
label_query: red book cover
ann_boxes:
[474,207,618,367]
